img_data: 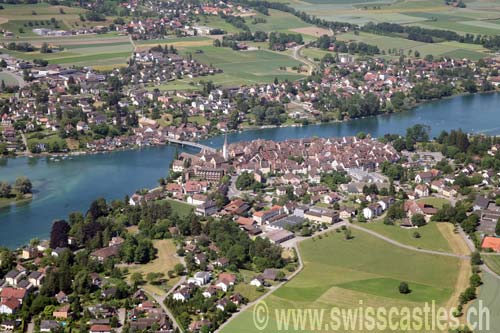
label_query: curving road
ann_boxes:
[292,44,317,75]
[349,223,470,259]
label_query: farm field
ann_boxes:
[220,229,461,333]
[1,37,134,68]
[336,31,490,60]
[0,3,114,37]
[125,239,181,295]
[287,0,500,36]
[198,15,245,34]
[173,45,304,86]
[135,36,213,50]
[248,9,311,33]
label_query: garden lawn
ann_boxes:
[162,199,194,217]
[221,229,460,333]
[416,197,450,209]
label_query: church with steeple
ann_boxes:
[222,134,229,161]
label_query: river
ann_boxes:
[0,92,499,248]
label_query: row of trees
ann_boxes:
[315,35,380,56]
[268,32,303,49]
[363,22,500,51]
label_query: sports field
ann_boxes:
[221,229,461,332]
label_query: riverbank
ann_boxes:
[1,92,500,249]
[0,193,32,209]
[3,91,497,160]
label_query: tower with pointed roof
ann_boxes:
[222,134,228,161]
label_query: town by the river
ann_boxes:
[1,92,499,248]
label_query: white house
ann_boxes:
[250,276,265,287]
[173,287,191,302]
[362,203,383,220]
[187,272,211,287]
[0,299,19,314]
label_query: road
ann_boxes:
[116,308,126,333]
[291,44,317,75]
[215,222,350,333]
[0,68,27,88]
[146,255,187,332]
[350,223,469,259]
[456,226,500,281]
[149,278,185,333]
[228,175,243,198]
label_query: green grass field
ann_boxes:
[174,45,304,86]
[0,72,19,86]
[221,229,460,333]
[125,239,181,294]
[248,9,310,33]
[471,271,500,332]
[362,221,453,252]
[416,197,450,209]
[163,199,194,217]
[199,15,245,34]
[1,38,133,67]
[288,0,500,37]
[336,31,490,60]
[483,255,500,276]
[0,3,114,36]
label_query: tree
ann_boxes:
[399,281,411,294]
[411,214,426,227]
[235,172,255,190]
[40,42,51,53]
[14,176,32,195]
[130,272,144,288]
[50,220,70,249]
[174,263,185,276]
[146,272,164,285]
[470,251,482,266]
[470,273,482,288]
[0,181,11,198]
[344,228,353,240]
[495,218,500,236]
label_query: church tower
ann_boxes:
[222,134,229,161]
